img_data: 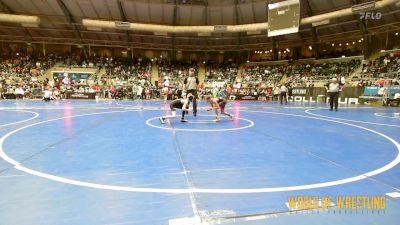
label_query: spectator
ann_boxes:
[273,86,280,101]
[43,88,53,102]
[394,92,400,107]
[14,86,25,99]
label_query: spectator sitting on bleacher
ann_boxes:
[14,85,25,99]
[43,88,54,102]
[394,92,400,107]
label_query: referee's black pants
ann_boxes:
[328,92,339,110]
[186,89,198,115]
[280,92,287,104]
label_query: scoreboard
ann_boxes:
[267,0,300,37]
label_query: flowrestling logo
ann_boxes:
[359,12,382,20]
[287,195,386,211]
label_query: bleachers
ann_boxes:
[205,62,237,82]
[360,53,400,79]
[287,59,361,87]
[103,58,151,81]
[0,55,58,98]
[0,52,398,101]
[157,60,198,82]
[242,64,289,86]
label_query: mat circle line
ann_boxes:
[0,110,39,127]
[304,108,400,128]
[0,109,398,193]
[146,115,254,132]
[374,113,400,119]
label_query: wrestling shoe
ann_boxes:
[180,119,188,122]
[214,118,221,122]
[159,117,166,124]
[229,114,234,120]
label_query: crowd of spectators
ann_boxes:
[95,57,154,99]
[0,54,156,100]
[155,60,198,98]
[285,60,361,87]
[157,60,198,82]
[1,52,398,101]
[205,62,237,82]
[0,54,59,99]
[359,53,400,79]
[242,64,289,86]
[240,59,360,89]
[103,58,151,81]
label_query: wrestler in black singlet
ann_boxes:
[170,99,185,111]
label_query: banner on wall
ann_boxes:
[363,86,379,96]
[388,86,400,97]
[288,86,400,104]
[235,94,259,100]
[66,92,96,99]
[290,96,360,104]
[291,89,307,95]
[363,86,400,98]
[289,86,361,104]
[53,71,93,81]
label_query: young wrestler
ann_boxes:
[205,96,234,122]
[159,94,194,124]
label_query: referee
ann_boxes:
[325,78,343,111]
[279,84,288,105]
[184,68,199,116]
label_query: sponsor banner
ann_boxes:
[291,88,307,95]
[53,71,93,81]
[389,86,400,97]
[290,87,363,98]
[66,92,96,99]
[363,86,379,96]
[291,96,360,104]
[362,85,400,98]
[235,94,259,100]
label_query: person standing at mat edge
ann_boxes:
[280,84,288,105]
[184,68,199,116]
[326,78,343,111]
